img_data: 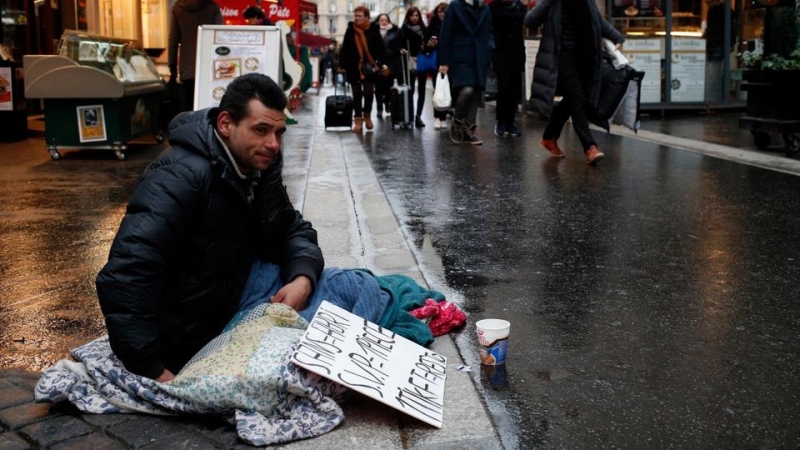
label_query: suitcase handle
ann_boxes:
[334,77,350,106]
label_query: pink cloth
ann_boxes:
[409,299,467,337]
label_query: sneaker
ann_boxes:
[450,120,465,144]
[505,123,522,137]
[494,122,505,137]
[415,116,426,128]
[464,125,483,145]
[585,145,605,165]
[540,138,565,158]
[434,118,443,129]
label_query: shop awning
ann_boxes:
[297,32,333,47]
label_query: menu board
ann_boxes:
[194,25,282,109]
[524,38,540,106]
[670,38,706,102]
[622,39,662,103]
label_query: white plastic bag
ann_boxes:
[603,38,629,70]
[433,73,452,111]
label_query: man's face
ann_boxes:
[246,17,259,25]
[217,99,286,173]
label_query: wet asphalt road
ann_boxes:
[360,108,800,448]
[0,139,163,371]
[2,103,800,448]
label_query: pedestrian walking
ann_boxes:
[489,0,526,137]
[427,2,450,130]
[394,7,432,128]
[439,0,494,145]
[525,0,624,165]
[374,14,400,117]
[168,0,223,112]
[338,6,387,133]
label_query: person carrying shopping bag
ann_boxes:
[339,6,387,133]
[439,0,494,145]
[524,0,624,165]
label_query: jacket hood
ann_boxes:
[175,0,215,13]
[168,108,222,161]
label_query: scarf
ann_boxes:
[407,23,423,40]
[353,21,376,80]
[379,23,392,37]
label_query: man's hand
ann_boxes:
[439,65,449,74]
[271,276,312,311]
[155,369,175,383]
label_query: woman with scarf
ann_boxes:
[394,6,431,128]
[374,14,400,117]
[427,2,449,130]
[339,6,386,133]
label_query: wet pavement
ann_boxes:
[2,90,800,448]
[639,111,800,159]
[358,102,800,448]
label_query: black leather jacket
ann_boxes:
[96,108,324,379]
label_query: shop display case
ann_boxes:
[23,30,165,160]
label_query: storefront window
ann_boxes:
[100,0,140,45]
[610,0,750,106]
[141,0,168,49]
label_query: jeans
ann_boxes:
[408,70,428,117]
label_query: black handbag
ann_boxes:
[360,59,377,77]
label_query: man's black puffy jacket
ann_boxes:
[96,108,324,379]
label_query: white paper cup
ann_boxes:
[476,319,510,365]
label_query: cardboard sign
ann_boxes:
[292,301,447,428]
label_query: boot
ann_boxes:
[450,119,465,144]
[364,114,374,131]
[415,116,426,128]
[464,124,483,145]
[352,115,363,133]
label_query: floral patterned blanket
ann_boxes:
[34,303,350,446]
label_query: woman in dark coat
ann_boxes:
[374,14,399,116]
[489,0,526,137]
[439,0,494,145]
[427,2,449,130]
[525,0,624,165]
[339,5,387,133]
[394,7,431,128]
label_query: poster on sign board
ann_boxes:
[622,39,662,104]
[292,301,447,428]
[194,25,282,110]
[670,38,705,102]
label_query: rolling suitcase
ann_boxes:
[325,82,353,129]
[390,53,413,129]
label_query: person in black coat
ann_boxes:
[338,6,387,133]
[525,0,624,165]
[96,74,324,382]
[374,14,400,116]
[490,0,526,137]
[703,0,736,102]
[439,0,494,145]
[427,2,450,130]
[394,6,433,128]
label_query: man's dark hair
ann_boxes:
[218,73,287,123]
[243,6,266,20]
